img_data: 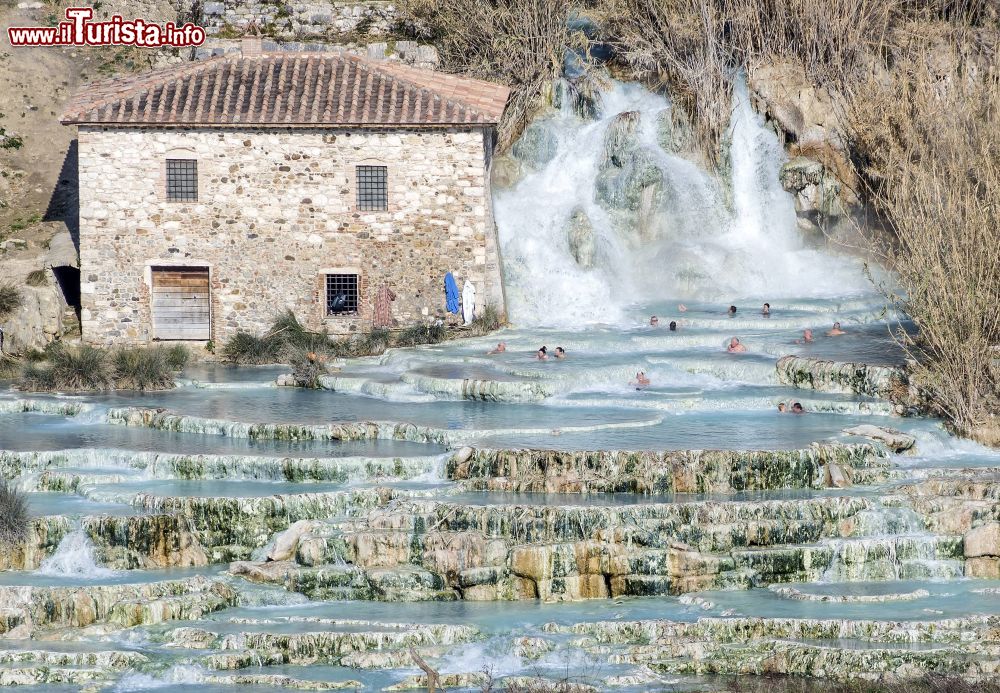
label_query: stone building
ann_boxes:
[61,39,509,345]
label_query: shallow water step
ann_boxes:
[0,412,446,460]
[0,647,147,669]
[0,576,236,636]
[769,584,931,603]
[227,560,457,602]
[1,448,449,483]
[399,370,552,403]
[638,638,989,680]
[406,495,874,549]
[448,443,890,494]
[776,355,907,400]
[732,534,964,584]
[104,406,663,447]
[117,486,398,554]
[0,397,93,417]
[0,665,112,687]
[544,613,996,646]
[161,620,480,666]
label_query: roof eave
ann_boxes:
[63,120,500,128]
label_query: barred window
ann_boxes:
[356,165,387,211]
[326,274,359,316]
[166,159,198,202]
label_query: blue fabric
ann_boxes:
[444,272,460,313]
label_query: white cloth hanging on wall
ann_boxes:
[462,280,476,325]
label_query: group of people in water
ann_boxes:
[484,303,846,400]
[650,303,849,354]
[486,342,566,361]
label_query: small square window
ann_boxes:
[356,165,387,211]
[326,273,359,316]
[166,159,198,202]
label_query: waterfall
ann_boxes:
[494,77,869,327]
[38,529,117,579]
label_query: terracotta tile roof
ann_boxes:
[61,52,510,127]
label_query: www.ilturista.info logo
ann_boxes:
[7,7,206,47]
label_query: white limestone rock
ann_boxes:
[843,424,916,453]
[266,520,320,562]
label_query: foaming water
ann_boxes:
[112,665,207,691]
[495,78,869,327]
[38,529,117,579]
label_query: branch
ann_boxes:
[409,648,440,693]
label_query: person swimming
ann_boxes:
[536,346,548,360]
[796,329,814,344]
[791,402,805,414]
[487,341,506,355]
[727,337,747,353]
[669,321,677,332]
[650,316,659,326]
[762,302,771,316]
[777,402,787,413]
[728,305,737,317]
[827,321,846,336]
[554,346,566,359]
[631,371,651,389]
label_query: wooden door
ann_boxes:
[150,266,211,340]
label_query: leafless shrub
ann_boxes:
[846,43,1000,432]
[395,0,572,150]
[0,480,30,548]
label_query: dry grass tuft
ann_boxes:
[0,481,29,548]
[0,284,22,319]
[395,0,571,150]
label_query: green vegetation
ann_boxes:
[8,214,40,233]
[25,269,47,287]
[163,344,191,371]
[112,347,175,391]
[19,344,113,391]
[16,343,189,392]
[0,126,23,151]
[221,330,283,366]
[216,22,243,39]
[393,323,447,348]
[0,481,29,548]
[470,303,504,335]
[221,308,507,385]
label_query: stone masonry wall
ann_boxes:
[200,1,397,38]
[76,125,503,345]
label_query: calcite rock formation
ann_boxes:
[511,120,558,171]
[0,577,235,635]
[776,355,909,401]
[565,207,597,269]
[448,445,889,494]
[267,519,321,562]
[843,424,916,453]
[964,522,1000,578]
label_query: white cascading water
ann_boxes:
[494,77,869,327]
[38,529,117,579]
